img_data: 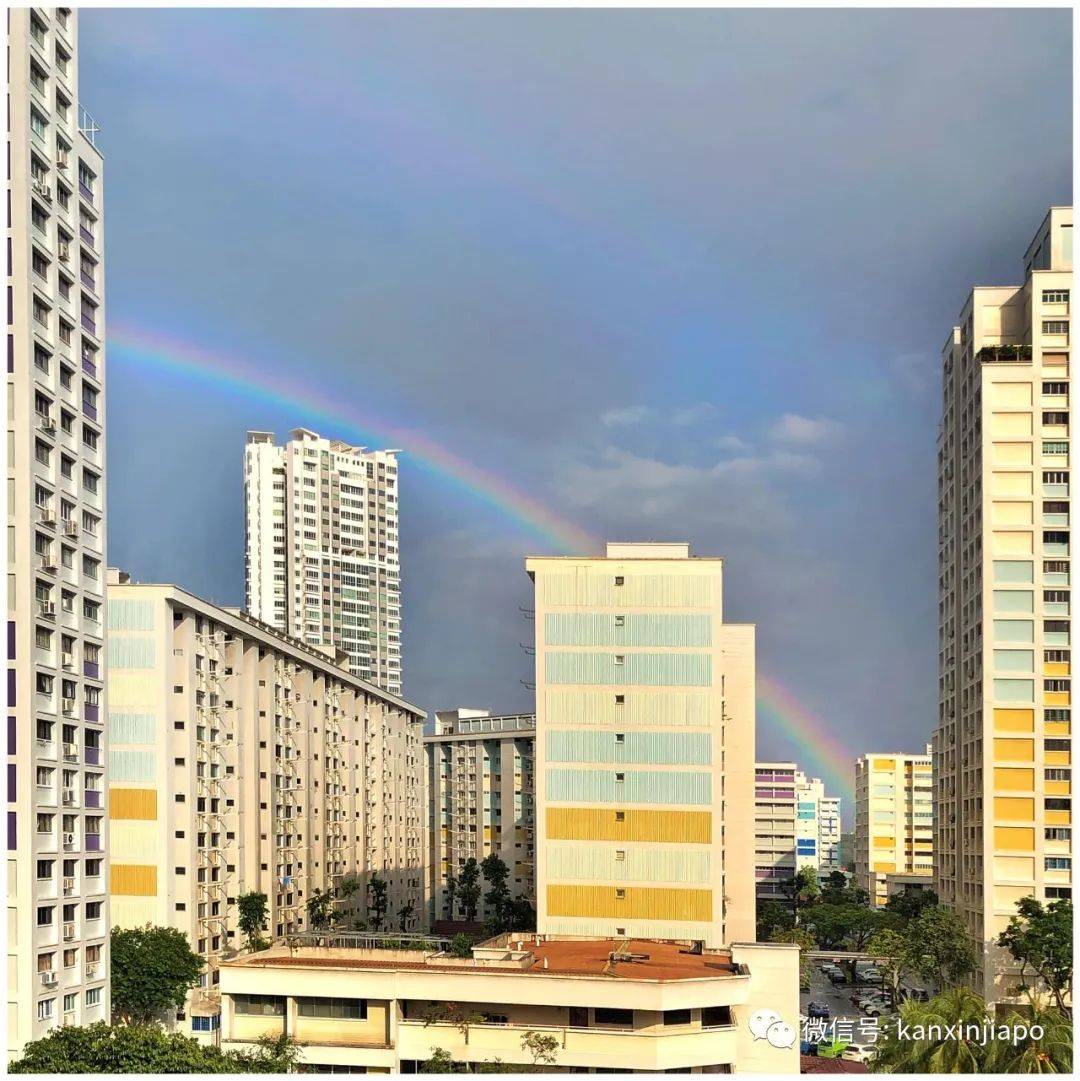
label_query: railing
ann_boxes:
[976,343,1032,363]
[282,930,453,952]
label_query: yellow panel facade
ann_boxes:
[993,738,1034,761]
[110,864,158,897]
[109,787,158,820]
[545,806,712,845]
[993,797,1035,820]
[993,708,1034,732]
[993,767,1035,791]
[993,827,1035,851]
[547,884,712,922]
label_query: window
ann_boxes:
[1046,768,1071,781]
[1043,290,1070,304]
[192,1015,220,1032]
[36,859,54,879]
[37,905,54,926]
[1046,857,1071,871]
[702,1006,734,1028]
[86,901,102,919]
[37,999,54,1022]
[1043,321,1069,335]
[1043,382,1069,396]
[1043,412,1069,426]
[614,614,625,627]
[614,887,627,899]
[614,811,625,822]
[1044,441,1069,455]
[663,1009,692,1026]
[31,108,48,140]
[594,1008,633,1027]
[614,576,624,586]
[1046,827,1072,841]
[86,987,102,1006]
[296,998,367,1019]
[614,654,625,666]
[232,994,285,1016]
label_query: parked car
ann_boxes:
[858,970,883,985]
[807,1002,831,1020]
[828,970,848,985]
[842,1044,873,1064]
[851,991,887,1007]
[862,1001,886,1017]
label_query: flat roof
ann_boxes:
[228,938,740,983]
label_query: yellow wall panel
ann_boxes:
[547,884,712,922]
[1046,750,1071,766]
[873,836,893,848]
[109,787,158,820]
[994,827,1035,850]
[1044,663,1070,677]
[992,500,1033,525]
[994,797,1034,820]
[994,708,1034,733]
[871,759,895,771]
[994,768,1035,791]
[1045,780,1071,796]
[993,738,1034,762]
[872,862,896,874]
[1045,692,1071,706]
[110,863,158,896]
[1045,720,1071,736]
[545,807,711,844]
[992,531,1034,555]
[1046,810,1072,825]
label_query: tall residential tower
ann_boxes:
[244,429,402,695]
[935,206,1073,1001]
[527,542,756,947]
[6,6,109,1056]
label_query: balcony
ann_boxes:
[81,357,96,378]
[85,746,101,766]
[977,344,1032,364]
[83,660,100,679]
[80,313,96,335]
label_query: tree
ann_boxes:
[884,885,939,924]
[521,1030,560,1068]
[481,853,512,931]
[10,1023,298,1073]
[873,987,990,1073]
[506,896,536,933]
[868,928,908,1010]
[420,1047,456,1073]
[110,926,202,1026]
[237,892,269,951]
[757,899,794,941]
[903,905,978,990]
[422,1002,484,1045]
[998,897,1073,1011]
[398,900,415,932]
[305,888,335,931]
[367,871,389,931]
[780,867,819,923]
[984,1003,1073,1074]
[451,934,474,959]
[445,874,458,921]
[458,859,482,924]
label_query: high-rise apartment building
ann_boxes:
[105,571,425,1031]
[424,708,535,928]
[244,428,402,695]
[6,7,109,1056]
[527,542,756,947]
[754,763,842,899]
[935,206,1074,1001]
[853,746,933,908]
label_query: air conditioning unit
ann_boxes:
[38,411,55,432]
[61,698,76,715]
[63,742,78,760]
[32,177,51,199]
[62,876,75,895]
[63,520,79,537]
[62,832,76,850]
[58,240,70,260]
[62,922,76,941]
[85,962,98,980]
[39,970,58,988]
[61,652,74,669]
[39,600,56,618]
[56,151,69,170]
[39,508,56,525]
[38,558,58,574]
[62,789,76,806]
[61,1012,77,1027]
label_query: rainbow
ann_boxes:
[107,322,600,554]
[756,672,854,802]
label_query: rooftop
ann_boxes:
[228,935,742,983]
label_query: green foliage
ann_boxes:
[872,989,1072,1074]
[902,905,978,989]
[110,925,202,1025]
[884,885,939,924]
[10,1023,298,1074]
[367,871,389,931]
[868,927,907,1009]
[998,897,1073,1010]
[780,866,820,922]
[756,899,794,941]
[451,933,474,958]
[237,892,269,951]
[457,858,482,924]
[420,1047,456,1073]
[520,1029,560,1067]
[305,887,335,931]
[421,1001,484,1038]
[397,900,415,932]
[481,853,512,930]
[338,874,361,900]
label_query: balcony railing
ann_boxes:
[80,313,96,334]
[82,357,97,378]
[78,104,101,149]
[977,344,1033,364]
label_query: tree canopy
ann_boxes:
[110,925,202,1026]
[998,896,1073,1010]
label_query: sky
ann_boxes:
[80,7,1072,815]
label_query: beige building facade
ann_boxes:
[6,6,109,1056]
[853,746,933,907]
[935,206,1074,1001]
[104,572,426,1029]
[244,428,402,695]
[527,542,756,948]
[424,708,535,927]
[218,935,800,1073]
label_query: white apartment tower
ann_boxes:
[6,7,109,1056]
[936,207,1074,1001]
[244,429,402,696]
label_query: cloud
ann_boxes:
[715,433,749,453]
[769,413,844,445]
[672,402,719,426]
[600,405,653,427]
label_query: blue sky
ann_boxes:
[81,8,1071,801]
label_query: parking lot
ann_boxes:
[799,962,894,1060]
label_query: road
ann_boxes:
[799,964,890,1053]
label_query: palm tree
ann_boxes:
[873,987,990,1073]
[984,1005,1073,1074]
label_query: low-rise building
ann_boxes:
[218,933,800,1073]
[424,708,535,927]
[105,571,426,1027]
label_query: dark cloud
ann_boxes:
[83,8,1071,817]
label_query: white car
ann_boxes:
[841,1044,873,1064]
